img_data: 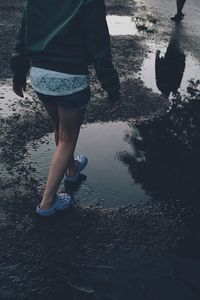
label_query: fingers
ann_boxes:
[12,82,24,98]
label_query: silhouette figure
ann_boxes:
[155,25,186,98]
[171,0,187,21]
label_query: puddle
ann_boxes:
[27,122,150,208]
[106,15,138,36]
[106,14,157,36]
[138,41,200,97]
[121,99,200,208]
[25,78,200,209]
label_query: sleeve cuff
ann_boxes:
[11,53,30,84]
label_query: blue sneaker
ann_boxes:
[36,193,72,217]
[64,154,88,183]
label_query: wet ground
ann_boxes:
[1,0,200,299]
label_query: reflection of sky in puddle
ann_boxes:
[138,42,200,96]
[106,15,138,36]
[27,122,150,208]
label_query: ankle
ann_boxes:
[66,160,78,177]
[40,194,55,209]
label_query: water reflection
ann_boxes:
[28,122,150,207]
[119,80,200,207]
[106,15,138,36]
[139,25,200,96]
[155,24,186,98]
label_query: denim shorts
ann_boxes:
[35,86,91,110]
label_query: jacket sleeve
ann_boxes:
[82,0,120,103]
[10,8,30,85]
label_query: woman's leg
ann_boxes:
[42,100,59,145]
[40,106,86,209]
[177,0,186,14]
[42,100,78,176]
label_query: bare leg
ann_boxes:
[40,106,86,209]
[42,100,78,177]
[42,100,59,144]
[176,0,186,14]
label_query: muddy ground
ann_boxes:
[1,0,200,299]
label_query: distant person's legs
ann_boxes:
[171,0,187,21]
[177,0,187,15]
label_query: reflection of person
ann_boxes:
[155,26,186,98]
[11,0,120,216]
[171,0,187,21]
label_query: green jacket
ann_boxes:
[11,0,120,102]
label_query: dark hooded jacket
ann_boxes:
[11,0,120,102]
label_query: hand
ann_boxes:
[12,80,26,98]
[110,100,120,113]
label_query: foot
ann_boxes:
[39,202,53,210]
[36,193,72,217]
[39,195,54,210]
[66,160,79,177]
[171,12,184,21]
[64,155,88,183]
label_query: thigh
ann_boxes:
[43,101,59,130]
[58,106,86,141]
[36,92,59,129]
[36,87,90,128]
